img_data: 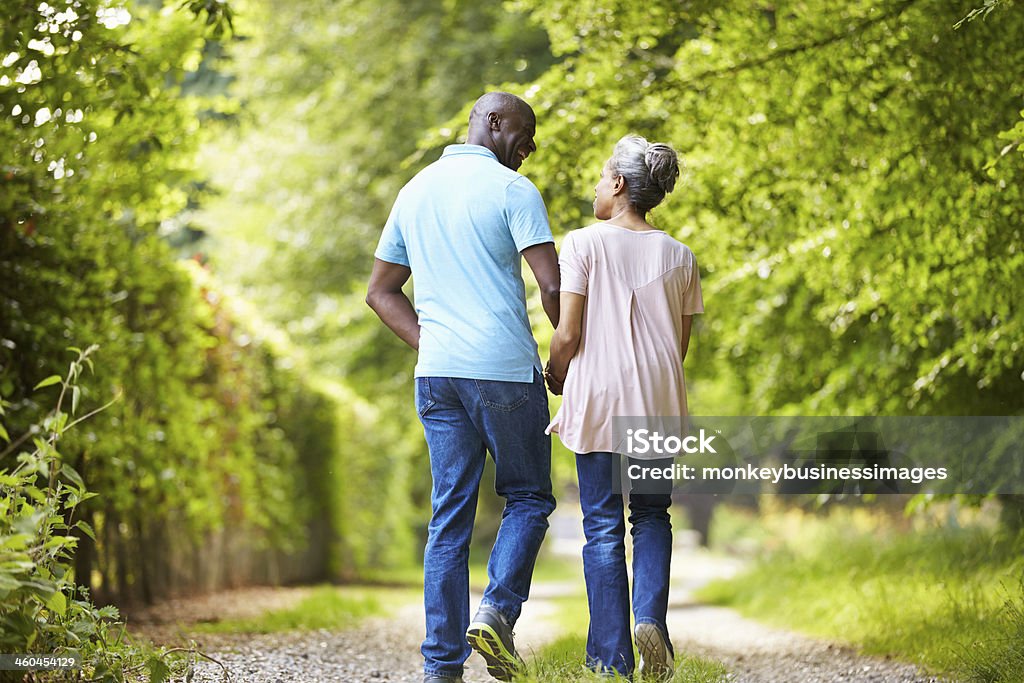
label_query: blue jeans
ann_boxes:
[576,452,674,676]
[416,370,555,679]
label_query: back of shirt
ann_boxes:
[374,144,553,382]
[548,223,705,454]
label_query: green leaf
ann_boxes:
[0,560,35,572]
[75,520,97,541]
[43,535,76,551]
[0,422,8,443]
[61,463,86,491]
[97,604,120,620]
[33,375,63,390]
[0,533,33,550]
[24,487,48,504]
[147,655,171,683]
[71,385,81,415]
[0,575,23,597]
[46,589,68,616]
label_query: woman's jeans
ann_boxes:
[416,371,555,679]
[576,452,673,676]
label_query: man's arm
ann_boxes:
[681,315,693,362]
[522,242,560,327]
[545,291,585,395]
[366,258,420,350]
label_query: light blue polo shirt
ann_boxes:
[374,144,553,382]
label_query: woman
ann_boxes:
[545,135,704,678]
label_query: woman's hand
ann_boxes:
[547,291,585,395]
[544,362,565,395]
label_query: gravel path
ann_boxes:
[139,510,947,682]
[169,587,562,683]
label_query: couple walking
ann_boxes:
[366,91,704,682]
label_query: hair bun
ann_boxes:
[645,143,679,194]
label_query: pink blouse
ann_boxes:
[546,223,704,455]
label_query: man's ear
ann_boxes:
[487,111,502,130]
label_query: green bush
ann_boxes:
[0,347,203,682]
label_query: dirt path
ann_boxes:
[664,548,943,683]
[138,510,945,682]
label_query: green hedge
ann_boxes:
[0,0,420,604]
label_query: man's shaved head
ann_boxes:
[469,91,531,124]
[466,91,537,171]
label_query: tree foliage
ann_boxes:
[502,0,1024,416]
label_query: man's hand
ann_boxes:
[366,258,420,349]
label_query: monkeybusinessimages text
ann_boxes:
[624,428,949,485]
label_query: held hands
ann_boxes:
[543,361,565,396]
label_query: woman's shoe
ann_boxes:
[635,622,674,680]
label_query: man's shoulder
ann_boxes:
[501,168,540,192]
[407,154,528,194]
[502,173,546,214]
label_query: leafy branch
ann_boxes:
[666,0,922,87]
[953,0,1007,29]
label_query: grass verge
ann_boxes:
[191,585,416,634]
[696,505,1024,681]
[360,551,583,591]
[519,634,728,682]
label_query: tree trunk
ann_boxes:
[680,494,718,547]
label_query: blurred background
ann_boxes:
[1,0,1023,677]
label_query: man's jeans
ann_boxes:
[576,452,673,676]
[416,370,555,679]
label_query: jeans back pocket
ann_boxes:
[474,378,530,412]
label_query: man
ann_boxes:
[366,92,560,683]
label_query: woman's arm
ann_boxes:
[545,292,586,394]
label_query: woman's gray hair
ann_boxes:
[608,134,680,213]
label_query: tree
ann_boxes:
[498,0,1023,417]
[1,0,337,602]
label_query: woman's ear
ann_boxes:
[612,175,626,195]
